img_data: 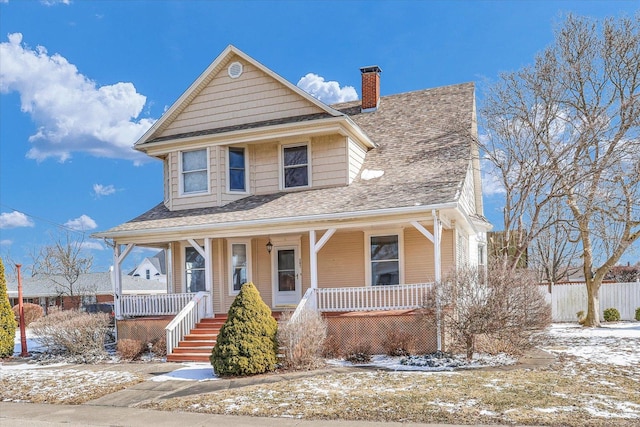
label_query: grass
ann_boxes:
[143,357,640,426]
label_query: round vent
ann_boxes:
[228,61,243,79]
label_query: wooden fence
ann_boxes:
[540,282,640,321]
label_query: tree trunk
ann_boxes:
[465,334,474,360]
[583,279,601,327]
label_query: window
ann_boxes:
[228,147,247,192]
[145,269,150,280]
[185,247,206,292]
[228,240,251,294]
[370,235,400,286]
[181,149,208,194]
[282,144,309,188]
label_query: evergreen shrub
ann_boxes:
[636,307,640,322]
[210,282,278,376]
[603,308,620,322]
[0,258,17,358]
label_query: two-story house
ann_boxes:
[93,45,491,361]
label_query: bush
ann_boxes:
[576,310,586,325]
[210,282,278,376]
[345,341,372,364]
[12,303,44,327]
[30,307,110,359]
[117,338,145,360]
[277,309,327,370]
[0,258,16,358]
[603,308,621,322]
[322,335,342,359]
[636,308,640,322]
[383,329,415,357]
[151,336,167,357]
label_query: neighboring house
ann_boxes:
[129,250,167,283]
[93,45,491,360]
[6,271,167,311]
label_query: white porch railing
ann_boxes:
[165,292,210,355]
[304,283,433,313]
[121,293,197,317]
[290,287,318,323]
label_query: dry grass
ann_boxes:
[144,357,640,426]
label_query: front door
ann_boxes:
[273,245,301,306]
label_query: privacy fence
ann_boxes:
[540,282,640,321]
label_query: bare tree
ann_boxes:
[32,232,95,307]
[480,14,640,326]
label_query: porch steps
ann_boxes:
[166,313,283,363]
[166,317,226,363]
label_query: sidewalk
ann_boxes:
[1,402,498,427]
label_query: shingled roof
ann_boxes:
[96,82,476,236]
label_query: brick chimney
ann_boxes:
[360,65,382,111]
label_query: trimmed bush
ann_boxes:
[0,258,17,358]
[12,303,44,327]
[603,308,621,322]
[636,308,640,322]
[277,309,327,370]
[210,282,278,376]
[117,338,145,360]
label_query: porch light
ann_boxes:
[266,240,273,253]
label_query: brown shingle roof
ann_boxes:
[96,82,475,236]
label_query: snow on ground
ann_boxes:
[150,363,218,382]
[544,322,640,366]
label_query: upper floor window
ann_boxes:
[181,149,208,194]
[283,144,309,188]
[370,234,400,286]
[228,147,247,192]
[145,269,150,280]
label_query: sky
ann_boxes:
[0,0,638,274]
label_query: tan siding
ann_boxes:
[404,227,434,283]
[252,142,280,195]
[311,135,348,187]
[253,237,273,309]
[441,229,456,276]
[301,234,310,295]
[159,59,324,138]
[168,148,218,211]
[317,230,365,288]
[348,139,367,183]
[170,242,182,293]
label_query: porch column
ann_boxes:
[432,210,442,283]
[309,228,336,289]
[112,243,134,320]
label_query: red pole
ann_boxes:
[16,264,28,357]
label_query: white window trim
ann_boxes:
[364,229,404,287]
[179,147,210,197]
[184,244,206,293]
[279,141,312,190]
[227,238,252,295]
[226,145,250,194]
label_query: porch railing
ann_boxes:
[290,287,318,323]
[165,291,210,355]
[122,293,197,317]
[316,283,433,312]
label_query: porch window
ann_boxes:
[181,149,208,194]
[228,147,247,192]
[282,144,309,188]
[228,239,251,294]
[185,247,206,292]
[370,235,400,286]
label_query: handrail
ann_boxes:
[165,291,209,355]
[290,287,318,323]
[316,283,433,312]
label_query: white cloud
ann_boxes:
[481,157,506,196]
[80,240,104,251]
[0,33,155,163]
[40,0,71,6]
[93,183,116,197]
[0,239,12,246]
[64,214,97,231]
[297,73,358,105]
[0,211,35,229]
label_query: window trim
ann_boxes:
[364,229,404,287]
[226,146,250,194]
[179,147,210,196]
[227,238,252,295]
[279,142,311,190]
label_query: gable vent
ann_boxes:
[228,61,243,79]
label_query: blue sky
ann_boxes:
[0,0,637,273]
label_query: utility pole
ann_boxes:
[16,264,28,357]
